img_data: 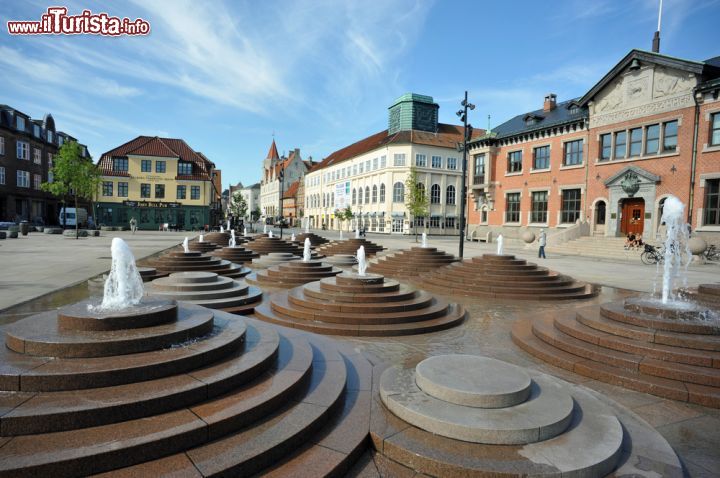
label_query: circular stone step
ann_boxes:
[380,359,573,444]
[415,355,531,408]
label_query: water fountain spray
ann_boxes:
[355,228,360,239]
[356,246,367,276]
[229,229,236,248]
[421,232,428,248]
[227,219,231,231]
[269,230,274,238]
[291,233,296,242]
[496,234,504,255]
[199,234,204,243]
[263,224,267,234]
[303,238,312,262]
[304,217,309,233]
[243,227,248,236]
[98,238,144,310]
[183,237,190,254]
[660,195,692,304]
[340,230,343,240]
[220,225,224,233]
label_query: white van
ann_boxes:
[59,207,88,228]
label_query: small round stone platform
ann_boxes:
[203,231,235,246]
[316,238,386,256]
[244,236,304,256]
[295,232,329,246]
[420,253,597,300]
[324,254,357,268]
[146,271,263,315]
[246,259,342,288]
[251,252,301,268]
[144,250,250,279]
[373,354,682,477]
[367,246,458,279]
[513,289,720,407]
[253,272,466,336]
[212,245,260,264]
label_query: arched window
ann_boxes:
[331,192,334,207]
[446,185,456,205]
[393,182,404,203]
[322,194,326,208]
[416,183,425,200]
[358,187,363,204]
[365,186,370,204]
[431,184,441,204]
[372,185,378,203]
[379,184,386,203]
[352,188,357,205]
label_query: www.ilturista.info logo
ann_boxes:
[7,7,150,36]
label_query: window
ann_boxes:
[430,184,441,204]
[352,188,357,205]
[645,124,660,155]
[703,179,720,225]
[58,135,64,146]
[0,167,4,185]
[0,136,4,155]
[394,153,406,166]
[365,160,371,171]
[415,154,427,167]
[663,120,678,152]
[47,130,53,143]
[191,186,200,200]
[118,182,128,197]
[156,161,166,173]
[445,217,456,229]
[155,184,165,198]
[178,162,192,175]
[447,157,457,170]
[629,128,642,157]
[365,186,370,204]
[531,191,548,223]
[372,185,378,203]
[474,154,485,183]
[33,148,42,164]
[33,174,41,190]
[358,187,364,204]
[563,140,583,166]
[114,158,128,172]
[428,216,440,228]
[614,131,627,159]
[431,156,442,168]
[393,182,404,203]
[533,146,550,169]
[505,193,520,223]
[353,165,358,176]
[33,124,40,137]
[600,134,611,161]
[414,216,425,227]
[16,141,29,160]
[380,183,386,202]
[507,151,522,173]
[416,183,425,200]
[446,185,456,205]
[380,155,386,168]
[141,160,152,172]
[17,170,30,188]
[373,158,378,170]
[712,113,720,146]
[140,183,151,198]
[102,181,113,196]
[561,189,582,223]
[16,116,25,131]
[359,163,364,174]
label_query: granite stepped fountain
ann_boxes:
[187,237,220,253]
[244,235,308,256]
[295,232,329,247]
[145,250,250,279]
[367,246,458,279]
[420,254,597,300]
[370,354,682,477]
[0,239,374,477]
[316,237,385,257]
[212,245,260,264]
[247,238,342,288]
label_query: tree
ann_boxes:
[41,141,100,239]
[228,191,248,220]
[335,206,353,230]
[405,166,429,241]
[251,206,261,221]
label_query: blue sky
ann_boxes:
[2,0,718,188]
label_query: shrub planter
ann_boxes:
[44,227,63,234]
[63,229,89,238]
[101,226,114,231]
[8,231,18,238]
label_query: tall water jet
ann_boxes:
[304,217,309,233]
[340,230,343,240]
[227,219,231,231]
[229,229,236,248]
[356,246,367,276]
[220,225,224,233]
[243,227,248,236]
[183,237,190,254]
[355,228,360,239]
[303,238,312,262]
[291,233,296,242]
[269,230,274,238]
[263,224,267,234]
[99,238,144,310]
[497,234,504,255]
[199,234,204,243]
[660,195,692,304]
[421,232,428,248]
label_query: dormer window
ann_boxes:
[178,162,193,175]
[16,116,25,131]
[524,114,544,126]
[33,125,41,137]
[47,130,53,143]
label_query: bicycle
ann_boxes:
[640,244,665,265]
[703,244,720,262]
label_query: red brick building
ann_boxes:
[467,49,720,244]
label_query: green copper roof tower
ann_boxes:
[387,93,439,135]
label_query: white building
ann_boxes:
[228,181,260,221]
[304,93,482,234]
[259,141,311,222]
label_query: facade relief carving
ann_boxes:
[653,67,696,99]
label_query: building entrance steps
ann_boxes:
[0,298,374,476]
[418,253,598,300]
[544,236,645,261]
[512,286,720,407]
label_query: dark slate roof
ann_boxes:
[704,56,720,69]
[489,99,587,139]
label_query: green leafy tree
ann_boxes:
[228,191,248,219]
[41,141,100,239]
[335,206,354,230]
[405,166,429,241]
[251,206,261,221]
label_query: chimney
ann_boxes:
[543,93,557,112]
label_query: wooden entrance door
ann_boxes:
[621,199,645,235]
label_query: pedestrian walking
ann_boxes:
[538,229,547,259]
[129,217,137,234]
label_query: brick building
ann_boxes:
[467,49,720,243]
[0,105,89,225]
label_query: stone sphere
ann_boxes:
[522,231,536,243]
[688,236,707,255]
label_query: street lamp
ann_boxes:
[278,166,285,238]
[456,91,475,259]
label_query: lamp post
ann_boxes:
[456,91,475,259]
[278,166,285,239]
